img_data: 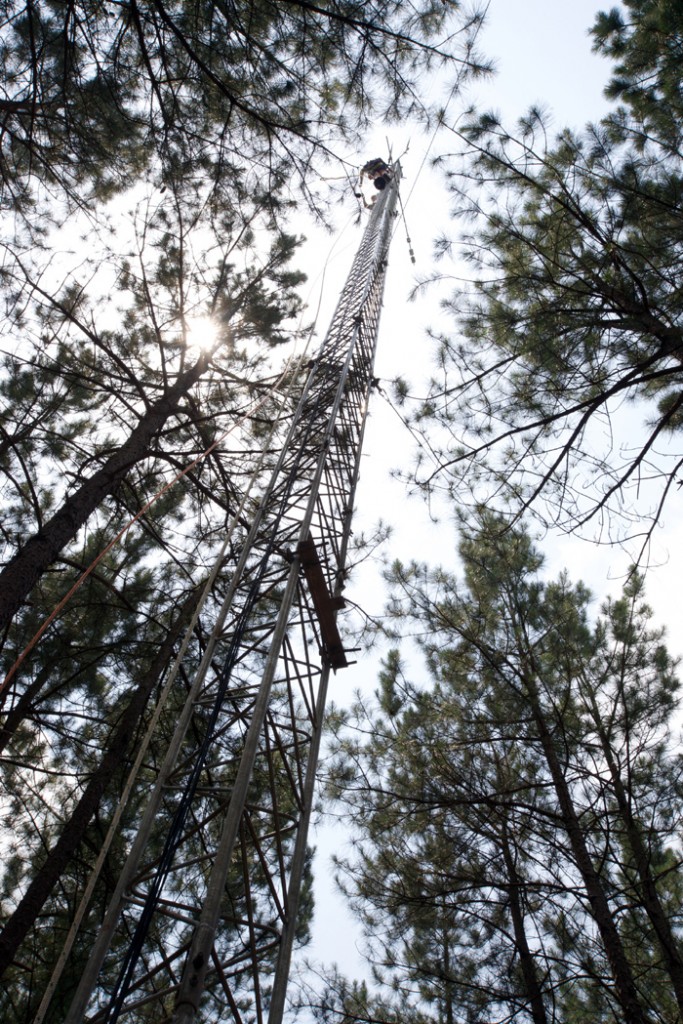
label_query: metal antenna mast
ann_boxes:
[63,165,400,1024]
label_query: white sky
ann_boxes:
[292,0,683,998]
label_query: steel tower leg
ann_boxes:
[64,164,401,1024]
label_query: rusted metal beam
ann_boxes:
[296,535,348,669]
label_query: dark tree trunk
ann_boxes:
[0,356,208,633]
[0,662,52,753]
[441,920,455,1024]
[586,687,683,1014]
[500,824,549,1024]
[523,666,651,1024]
[0,587,198,979]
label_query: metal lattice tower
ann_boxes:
[59,166,400,1024]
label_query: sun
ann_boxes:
[185,315,220,352]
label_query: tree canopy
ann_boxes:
[6,0,683,1020]
[307,5,683,1020]
[397,0,683,552]
[0,2,489,1019]
[327,516,683,1024]
[0,0,486,216]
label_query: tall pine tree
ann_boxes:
[328,518,683,1023]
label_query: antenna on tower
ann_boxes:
[60,161,402,1024]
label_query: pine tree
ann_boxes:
[0,0,487,217]
[593,0,683,156]
[400,0,683,545]
[327,518,683,1023]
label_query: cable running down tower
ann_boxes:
[63,163,401,1024]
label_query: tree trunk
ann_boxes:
[0,356,208,633]
[441,918,455,1024]
[500,824,549,1024]
[523,669,651,1024]
[585,686,683,1013]
[0,662,52,753]
[0,587,198,979]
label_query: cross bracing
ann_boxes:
[52,166,401,1024]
